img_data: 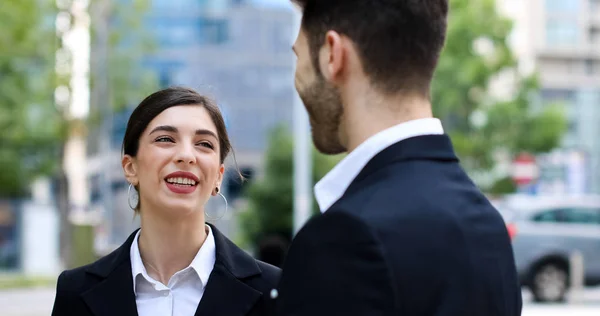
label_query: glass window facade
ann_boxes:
[545,20,579,46]
[545,0,580,13]
[149,17,229,48]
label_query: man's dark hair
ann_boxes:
[293,0,448,96]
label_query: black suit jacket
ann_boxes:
[51,224,280,316]
[276,135,522,316]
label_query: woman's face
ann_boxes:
[122,105,224,218]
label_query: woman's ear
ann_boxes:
[122,155,139,186]
[213,164,225,196]
[218,164,225,182]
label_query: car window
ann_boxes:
[561,207,600,225]
[531,209,561,223]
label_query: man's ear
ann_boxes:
[122,155,138,186]
[320,30,345,82]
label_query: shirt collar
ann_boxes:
[314,118,444,212]
[130,225,216,294]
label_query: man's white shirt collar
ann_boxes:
[130,225,216,294]
[314,118,444,212]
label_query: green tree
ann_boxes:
[1,0,157,267]
[432,0,567,192]
[0,1,61,197]
[0,0,157,197]
[239,126,343,249]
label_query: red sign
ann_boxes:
[511,153,538,186]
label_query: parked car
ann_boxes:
[495,195,600,302]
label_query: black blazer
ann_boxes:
[275,135,522,316]
[51,224,280,316]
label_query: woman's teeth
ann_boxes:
[166,177,197,186]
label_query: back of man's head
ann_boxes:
[293,0,448,97]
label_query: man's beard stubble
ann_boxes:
[298,76,346,155]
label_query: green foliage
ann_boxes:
[0,0,60,197]
[0,0,157,197]
[239,126,343,248]
[433,0,567,192]
[488,176,517,195]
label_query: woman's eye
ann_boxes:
[155,136,174,143]
[198,142,214,149]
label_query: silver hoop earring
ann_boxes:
[206,192,228,221]
[128,183,139,210]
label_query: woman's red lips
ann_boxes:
[164,171,199,194]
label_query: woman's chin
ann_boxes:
[156,201,202,219]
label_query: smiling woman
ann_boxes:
[122,96,227,215]
[51,87,281,316]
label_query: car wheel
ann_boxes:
[531,263,568,303]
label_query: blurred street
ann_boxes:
[2,287,600,316]
[1,288,55,316]
[521,288,600,316]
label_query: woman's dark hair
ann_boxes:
[122,86,234,165]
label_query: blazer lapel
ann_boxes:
[194,224,262,316]
[81,230,139,316]
[194,263,261,316]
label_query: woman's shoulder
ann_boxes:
[56,240,131,294]
[256,260,281,282]
[55,261,108,295]
[51,264,98,315]
[244,259,281,293]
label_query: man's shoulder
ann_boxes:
[338,160,464,209]
[334,157,490,222]
[295,210,380,249]
[323,186,496,250]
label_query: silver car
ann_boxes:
[495,195,600,302]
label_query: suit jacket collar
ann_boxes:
[315,119,445,212]
[81,229,138,316]
[344,134,459,199]
[81,224,262,316]
[194,223,262,316]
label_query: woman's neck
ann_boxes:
[137,212,208,285]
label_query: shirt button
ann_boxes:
[163,291,169,297]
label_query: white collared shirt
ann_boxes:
[314,118,445,212]
[130,225,216,316]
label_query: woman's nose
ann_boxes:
[175,144,196,164]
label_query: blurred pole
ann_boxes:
[55,0,72,270]
[92,0,114,247]
[63,0,91,223]
[292,9,312,235]
[60,0,94,268]
[292,93,312,235]
[569,250,585,303]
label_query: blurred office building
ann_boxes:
[497,0,600,195]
